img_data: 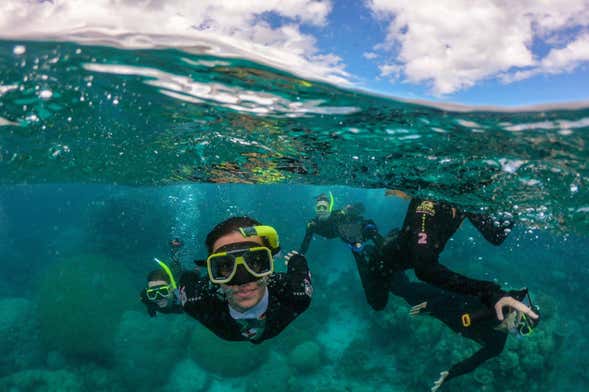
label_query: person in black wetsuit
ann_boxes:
[381,269,540,390]
[141,216,312,343]
[362,195,538,323]
[299,192,385,306]
[407,285,540,391]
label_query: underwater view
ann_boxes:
[1,16,589,392]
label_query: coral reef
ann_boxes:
[246,352,291,392]
[163,358,209,392]
[288,341,322,374]
[0,369,83,392]
[114,310,192,388]
[188,323,270,377]
[0,298,42,374]
[37,254,135,360]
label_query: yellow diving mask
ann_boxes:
[207,242,274,285]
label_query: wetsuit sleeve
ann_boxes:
[285,254,312,312]
[178,271,219,316]
[299,221,315,254]
[446,333,506,381]
[466,213,514,245]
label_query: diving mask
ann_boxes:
[145,284,173,300]
[506,291,540,336]
[207,242,274,285]
[315,203,329,212]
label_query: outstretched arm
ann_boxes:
[446,333,506,381]
[467,213,514,245]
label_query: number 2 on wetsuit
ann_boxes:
[418,232,428,244]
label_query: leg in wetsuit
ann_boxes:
[395,199,513,307]
[345,217,393,310]
[375,265,509,382]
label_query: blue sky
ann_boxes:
[297,1,589,106]
[1,0,588,106]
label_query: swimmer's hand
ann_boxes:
[409,301,428,316]
[284,250,300,266]
[431,371,449,392]
[494,296,539,321]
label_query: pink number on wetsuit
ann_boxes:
[418,232,428,244]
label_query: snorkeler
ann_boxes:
[365,195,538,322]
[141,217,312,343]
[299,192,384,255]
[408,286,540,391]
[299,192,385,306]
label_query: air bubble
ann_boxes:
[13,45,26,55]
[39,90,53,100]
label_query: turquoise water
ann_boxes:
[0,40,588,391]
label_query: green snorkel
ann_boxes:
[154,258,177,290]
[328,191,334,213]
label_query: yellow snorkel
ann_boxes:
[154,258,177,289]
[238,225,281,254]
[328,191,334,213]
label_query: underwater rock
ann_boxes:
[271,325,315,354]
[0,369,83,392]
[75,363,126,392]
[338,337,381,379]
[246,352,290,392]
[0,297,42,373]
[288,341,322,374]
[37,254,135,360]
[164,358,209,392]
[188,323,269,377]
[114,310,192,388]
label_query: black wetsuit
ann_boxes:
[299,206,384,306]
[299,207,383,254]
[388,272,522,382]
[360,199,513,310]
[176,254,312,343]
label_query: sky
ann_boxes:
[0,0,588,106]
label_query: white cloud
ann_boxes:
[503,33,589,82]
[367,0,589,94]
[0,0,350,85]
[378,63,402,79]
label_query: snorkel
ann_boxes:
[154,258,177,289]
